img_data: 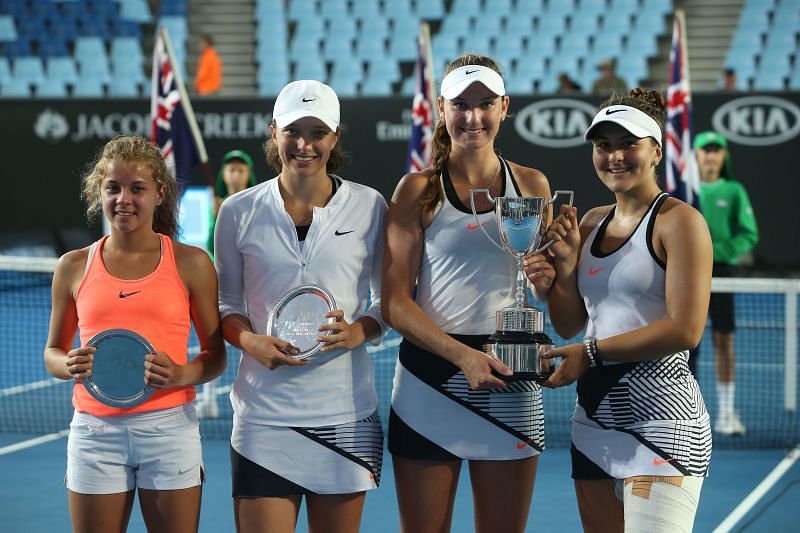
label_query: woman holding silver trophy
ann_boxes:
[543,88,713,532]
[382,54,556,533]
[214,80,387,532]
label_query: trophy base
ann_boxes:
[484,331,554,382]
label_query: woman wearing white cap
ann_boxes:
[382,54,555,532]
[214,80,386,532]
[543,88,713,532]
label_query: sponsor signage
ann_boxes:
[711,96,800,146]
[513,98,597,148]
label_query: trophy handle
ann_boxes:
[469,188,505,252]
[532,190,575,253]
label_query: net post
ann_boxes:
[785,283,798,412]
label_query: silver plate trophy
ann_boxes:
[267,285,337,359]
[469,189,574,381]
[85,328,155,407]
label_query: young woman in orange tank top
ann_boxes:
[44,136,226,532]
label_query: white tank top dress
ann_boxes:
[572,193,712,479]
[389,158,546,461]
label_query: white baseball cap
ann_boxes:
[440,65,506,99]
[583,105,663,147]
[273,80,340,131]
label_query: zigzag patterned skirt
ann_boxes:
[572,352,712,480]
[231,410,383,495]
[389,335,544,461]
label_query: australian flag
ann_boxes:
[407,24,435,173]
[665,9,700,208]
[151,27,206,189]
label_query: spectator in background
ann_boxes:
[206,149,257,258]
[195,34,222,95]
[196,149,257,419]
[723,68,739,91]
[591,58,628,95]
[694,130,759,437]
[557,73,582,94]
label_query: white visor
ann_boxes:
[584,105,663,147]
[440,65,506,99]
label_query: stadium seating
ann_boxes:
[3,0,796,99]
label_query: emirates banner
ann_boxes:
[2,92,798,269]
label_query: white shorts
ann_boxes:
[66,404,203,494]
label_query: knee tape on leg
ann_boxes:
[623,476,703,533]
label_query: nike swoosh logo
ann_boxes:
[588,267,604,276]
[653,457,676,465]
[302,97,315,102]
[467,222,489,231]
[516,437,534,449]
[335,229,354,236]
[178,466,196,475]
[605,108,625,115]
[119,290,141,298]
[465,69,478,75]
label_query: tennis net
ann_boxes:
[1,254,797,449]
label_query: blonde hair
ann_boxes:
[423,53,505,213]
[82,136,179,238]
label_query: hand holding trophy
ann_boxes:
[469,189,574,381]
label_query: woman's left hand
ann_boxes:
[541,342,588,388]
[523,252,556,294]
[318,310,364,352]
[144,351,184,389]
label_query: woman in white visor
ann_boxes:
[543,88,713,532]
[383,54,556,532]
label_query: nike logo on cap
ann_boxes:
[335,229,354,236]
[302,97,315,102]
[465,69,478,75]
[119,290,141,298]
[605,108,625,115]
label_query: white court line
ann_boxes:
[0,429,69,456]
[713,445,800,533]
[0,378,62,397]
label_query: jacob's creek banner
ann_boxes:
[2,93,798,269]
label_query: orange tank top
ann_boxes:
[74,234,194,416]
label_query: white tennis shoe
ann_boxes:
[715,412,746,436]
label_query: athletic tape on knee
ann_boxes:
[623,476,703,533]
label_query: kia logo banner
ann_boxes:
[712,96,800,146]
[513,98,598,148]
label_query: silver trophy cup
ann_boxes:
[469,189,574,381]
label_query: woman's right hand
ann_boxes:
[460,348,512,390]
[245,334,308,370]
[546,205,581,263]
[65,346,95,381]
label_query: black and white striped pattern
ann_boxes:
[296,412,384,484]
[441,373,545,451]
[574,353,712,478]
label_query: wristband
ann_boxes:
[583,336,602,368]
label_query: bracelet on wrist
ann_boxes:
[583,336,602,368]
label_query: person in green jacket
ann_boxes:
[198,149,256,419]
[206,149,257,258]
[694,130,759,436]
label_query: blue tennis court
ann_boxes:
[0,269,798,531]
